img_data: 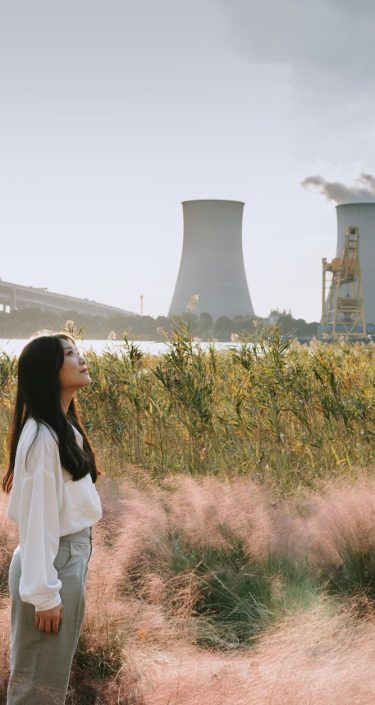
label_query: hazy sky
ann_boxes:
[1,0,375,321]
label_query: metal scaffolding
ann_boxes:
[321,226,366,339]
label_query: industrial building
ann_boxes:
[335,204,375,325]
[168,200,254,320]
[320,202,375,338]
[2,198,374,338]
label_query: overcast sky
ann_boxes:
[1,0,375,322]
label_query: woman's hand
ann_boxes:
[35,602,64,634]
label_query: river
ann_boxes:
[0,339,239,356]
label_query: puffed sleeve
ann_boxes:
[18,430,62,611]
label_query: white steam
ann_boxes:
[301,173,375,204]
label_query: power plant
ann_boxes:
[2,192,375,340]
[321,226,366,338]
[320,203,375,338]
[168,200,254,320]
[335,204,375,325]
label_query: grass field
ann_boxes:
[1,325,374,492]
[1,327,375,703]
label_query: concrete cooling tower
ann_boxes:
[336,203,375,324]
[168,200,254,320]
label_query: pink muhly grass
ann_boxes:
[0,494,16,702]
[0,493,18,590]
[126,645,254,705]
[300,478,375,578]
[95,475,128,546]
[111,479,169,577]
[246,600,375,705]
[241,475,375,581]
[5,473,375,703]
[100,652,146,705]
[121,603,375,705]
[161,475,276,560]
[82,488,181,659]
[254,476,375,582]
[0,600,10,702]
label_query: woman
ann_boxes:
[2,333,102,705]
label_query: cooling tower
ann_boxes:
[336,203,375,324]
[168,200,254,320]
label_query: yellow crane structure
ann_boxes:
[321,226,366,339]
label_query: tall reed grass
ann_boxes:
[0,326,374,491]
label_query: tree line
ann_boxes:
[0,307,318,341]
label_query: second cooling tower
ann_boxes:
[336,203,375,324]
[168,200,254,320]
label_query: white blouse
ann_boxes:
[8,417,102,611]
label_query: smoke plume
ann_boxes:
[301,173,375,204]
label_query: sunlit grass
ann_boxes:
[1,324,374,492]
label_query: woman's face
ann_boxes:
[58,338,91,391]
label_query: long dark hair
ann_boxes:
[2,333,99,494]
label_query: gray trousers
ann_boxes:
[7,527,92,705]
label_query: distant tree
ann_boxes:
[0,307,318,342]
[155,315,172,331]
[176,312,199,336]
[214,316,232,341]
[232,316,257,334]
[273,312,318,338]
[198,312,214,338]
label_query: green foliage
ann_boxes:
[0,307,316,340]
[0,325,374,491]
[267,556,321,613]
[324,538,375,600]
[125,527,324,650]
[0,351,17,463]
[192,543,274,648]
[74,632,124,681]
[66,629,125,704]
[0,535,10,595]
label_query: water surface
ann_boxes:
[0,339,239,357]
